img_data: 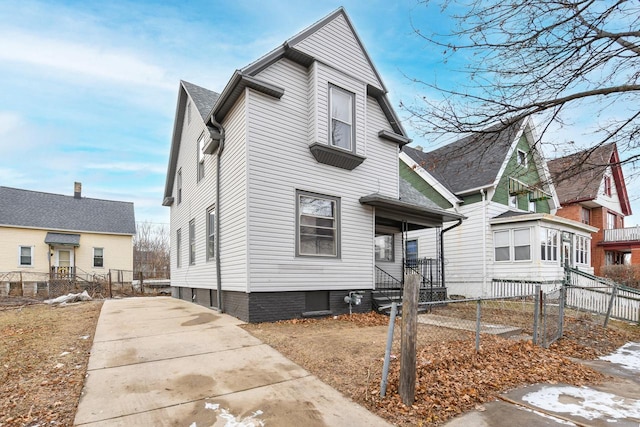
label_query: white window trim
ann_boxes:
[509,194,518,209]
[93,247,104,268]
[375,234,394,262]
[517,149,528,167]
[206,206,215,262]
[493,228,532,262]
[540,228,559,263]
[18,245,34,267]
[197,133,205,182]
[176,228,182,268]
[177,168,183,205]
[528,193,536,213]
[189,219,196,265]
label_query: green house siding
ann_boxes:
[399,161,453,209]
[491,135,550,213]
[461,193,483,205]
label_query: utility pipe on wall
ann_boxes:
[481,189,487,293]
[210,117,225,312]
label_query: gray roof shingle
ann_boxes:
[547,143,614,205]
[403,119,525,195]
[182,80,220,120]
[0,187,136,235]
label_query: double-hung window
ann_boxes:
[575,235,590,265]
[206,206,215,261]
[297,191,339,257]
[197,134,205,182]
[93,248,104,267]
[329,86,353,151]
[604,175,612,196]
[528,193,536,212]
[189,219,196,265]
[517,149,527,167]
[494,231,510,261]
[375,235,394,262]
[494,228,531,261]
[540,228,558,262]
[19,246,33,266]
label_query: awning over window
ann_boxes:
[508,177,551,201]
[44,232,80,246]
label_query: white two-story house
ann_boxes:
[162,8,463,322]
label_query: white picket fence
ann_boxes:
[566,269,640,323]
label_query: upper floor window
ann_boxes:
[186,100,192,125]
[528,193,536,212]
[297,190,339,257]
[177,168,182,204]
[176,229,182,268]
[607,212,617,229]
[206,206,216,261]
[509,195,518,209]
[516,149,527,167]
[189,219,196,265]
[581,207,591,225]
[540,228,558,262]
[329,86,353,151]
[375,235,394,262]
[19,246,33,266]
[93,248,104,267]
[197,134,205,182]
[603,175,612,196]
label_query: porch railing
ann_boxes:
[50,266,74,280]
[603,227,640,243]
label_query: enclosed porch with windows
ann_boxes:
[360,184,465,313]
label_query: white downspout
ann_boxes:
[480,189,487,294]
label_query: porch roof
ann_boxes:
[360,192,465,230]
[45,232,80,246]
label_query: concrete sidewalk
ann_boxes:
[74,297,392,426]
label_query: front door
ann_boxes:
[561,241,572,268]
[57,249,72,277]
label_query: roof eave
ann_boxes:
[360,194,466,223]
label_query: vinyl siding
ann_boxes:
[594,166,624,215]
[292,13,383,91]
[246,58,399,292]
[399,161,453,209]
[492,136,551,213]
[0,226,132,274]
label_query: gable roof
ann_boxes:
[164,8,410,205]
[182,80,219,120]
[163,81,221,205]
[403,118,528,195]
[205,7,406,136]
[548,143,631,215]
[0,186,136,235]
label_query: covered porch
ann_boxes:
[360,184,465,312]
[45,232,80,280]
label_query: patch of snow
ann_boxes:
[599,342,640,372]
[522,385,640,421]
[203,402,265,427]
[516,404,576,425]
[59,351,70,357]
[54,363,64,369]
[189,423,196,427]
[79,335,90,340]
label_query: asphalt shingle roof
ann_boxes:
[182,80,220,120]
[0,187,136,235]
[403,119,525,195]
[547,143,614,205]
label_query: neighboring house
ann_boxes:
[0,183,136,295]
[548,143,636,276]
[402,117,597,297]
[163,8,463,322]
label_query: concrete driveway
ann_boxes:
[74,297,392,426]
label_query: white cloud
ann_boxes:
[83,162,166,175]
[0,111,23,136]
[0,31,174,90]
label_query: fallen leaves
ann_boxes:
[0,300,102,426]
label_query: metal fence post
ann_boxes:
[558,285,565,338]
[380,302,398,398]
[475,299,481,352]
[533,284,540,345]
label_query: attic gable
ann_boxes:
[287,8,385,91]
[548,143,631,215]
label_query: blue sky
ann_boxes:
[1,0,638,226]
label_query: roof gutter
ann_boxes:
[210,116,225,313]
